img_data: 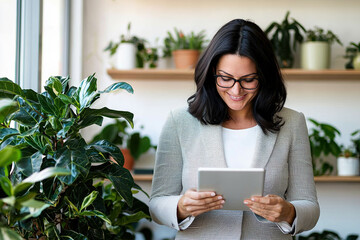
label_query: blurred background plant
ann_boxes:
[308,118,341,176]
[265,11,306,68]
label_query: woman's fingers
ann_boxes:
[191,204,224,217]
[183,199,225,212]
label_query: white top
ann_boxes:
[222,125,259,168]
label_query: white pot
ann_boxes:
[337,157,360,176]
[115,43,136,69]
[301,41,330,70]
[353,53,360,70]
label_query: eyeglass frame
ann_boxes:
[214,71,259,90]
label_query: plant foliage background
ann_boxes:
[0,74,150,239]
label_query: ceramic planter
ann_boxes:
[353,53,360,70]
[115,43,136,69]
[301,41,330,70]
[172,49,200,69]
[337,157,359,176]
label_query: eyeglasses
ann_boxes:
[214,71,259,90]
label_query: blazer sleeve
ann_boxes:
[149,111,185,230]
[286,112,320,235]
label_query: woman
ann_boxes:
[149,19,319,239]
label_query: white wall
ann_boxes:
[81,0,360,238]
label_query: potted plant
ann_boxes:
[346,42,360,70]
[337,129,360,176]
[301,27,343,70]
[308,118,341,176]
[265,11,306,68]
[90,119,156,170]
[337,146,359,176]
[104,22,147,69]
[164,28,207,69]
[0,75,150,239]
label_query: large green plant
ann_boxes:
[265,11,306,68]
[308,118,341,176]
[0,75,150,239]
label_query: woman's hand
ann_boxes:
[177,189,225,221]
[244,194,296,225]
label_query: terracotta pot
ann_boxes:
[172,49,200,69]
[121,148,134,170]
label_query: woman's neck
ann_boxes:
[223,108,257,130]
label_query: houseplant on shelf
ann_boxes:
[308,118,341,176]
[104,22,147,69]
[301,27,343,70]
[337,129,360,176]
[164,28,207,69]
[265,11,306,68]
[346,41,360,70]
[90,119,156,171]
[0,75,150,239]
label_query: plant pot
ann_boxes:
[115,43,136,69]
[121,148,134,170]
[172,50,200,69]
[301,41,330,70]
[353,53,360,70]
[337,157,359,176]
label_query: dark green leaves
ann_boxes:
[87,140,124,166]
[54,148,90,185]
[0,78,24,99]
[0,146,22,168]
[81,108,134,128]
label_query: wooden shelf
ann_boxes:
[107,68,360,81]
[314,176,360,182]
[132,174,360,182]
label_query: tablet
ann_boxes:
[197,168,265,211]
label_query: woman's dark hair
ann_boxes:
[187,19,286,134]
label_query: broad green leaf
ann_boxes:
[0,176,13,196]
[21,199,51,220]
[0,128,19,141]
[23,89,40,102]
[54,148,90,185]
[77,74,100,111]
[0,146,22,167]
[80,190,98,212]
[16,150,42,177]
[0,78,24,98]
[80,210,111,225]
[87,140,124,166]
[37,93,55,115]
[58,93,73,105]
[0,99,19,123]
[117,211,150,225]
[99,82,134,94]
[57,118,75,138]
[81,107,134,128]
[11,105,40,126]
[103,164,134,207]
[60,230,88,240]
[0,227,23,240]
[78,115,103,129]
[1,196,15,206]
[23,167,71,183]
[19,125,38,137]
[13,182,33,196]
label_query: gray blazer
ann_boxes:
[149,107,320,239]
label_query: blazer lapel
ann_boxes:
[200,124,228,168]
[251,129,278,168]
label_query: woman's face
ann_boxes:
[215,54,259,116]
